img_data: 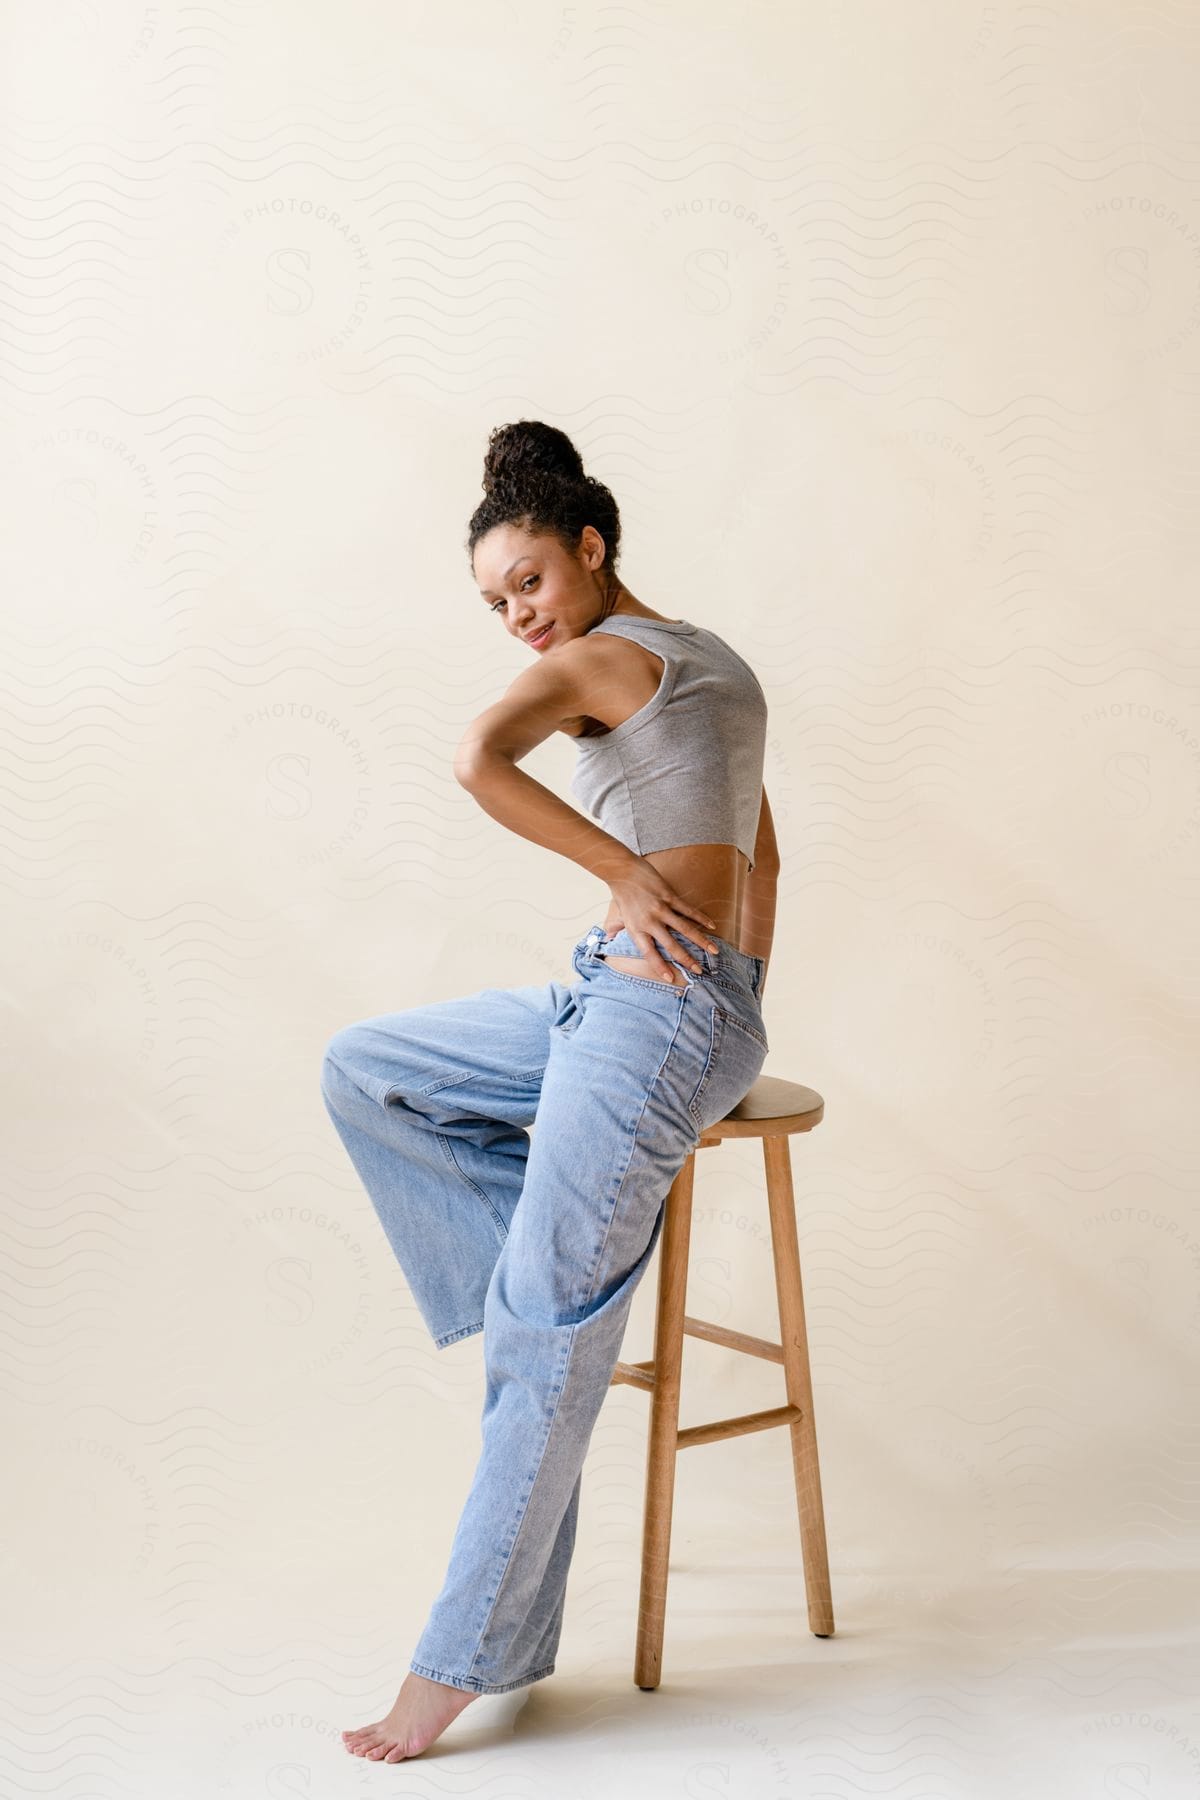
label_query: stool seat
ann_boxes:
[701,1073,824,1137]
[610,1070,832,1689]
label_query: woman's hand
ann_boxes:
[603,860,720,981]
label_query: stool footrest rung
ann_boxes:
[611,1358,656,1391]
[682,1313,784,1364]
[677,1402,804,1450]
[610,1317,785,1394]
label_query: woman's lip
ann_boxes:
[528,622,555,648]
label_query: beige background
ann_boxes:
[4,2,1200,1794]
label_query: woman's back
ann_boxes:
[536,607,775,967]
[569,614,768,873]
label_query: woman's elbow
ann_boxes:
[454,743,510,789]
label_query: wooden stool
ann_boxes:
[610,1074,831,1690]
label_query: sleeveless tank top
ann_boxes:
[568,615,769,869]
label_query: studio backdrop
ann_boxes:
[3,4,1197,1796]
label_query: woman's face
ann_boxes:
[474,523,604,655]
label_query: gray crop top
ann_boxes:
[568,615,768,869]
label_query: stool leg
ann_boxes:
[633,1152,696,1690]
[763,1135,835,1637]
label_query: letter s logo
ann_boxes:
[266,1763,316,1796]
[55,477,100,542]
[266,247,315,317]
[1103,1762,1151,1798]
[265,753,313,821]
[1109,1255,1152,1317]
[1105,751,1152,822]
[265,1257,315,1326]
[691,1256,733,1323]
[684,1764,730,1798]
[1103,245,1152,319]
[684,248,733,318]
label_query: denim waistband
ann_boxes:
[576,921,764,998]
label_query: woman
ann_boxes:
[321,420,780,1763]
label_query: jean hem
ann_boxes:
[408,1658,556,1695]
[433,1319,484,1349]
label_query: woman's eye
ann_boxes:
[489,575,537,614]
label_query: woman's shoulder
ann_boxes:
[554,621,677,740]
[589,612,696,638]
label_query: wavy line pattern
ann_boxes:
[3,2,1200,1795]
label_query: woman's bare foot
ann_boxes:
[342,1671,479,1762]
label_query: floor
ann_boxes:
[15,1325,1197,1799]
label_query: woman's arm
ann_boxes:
[453,639,643,881]
[457,753,640,885]
[453,642,720,969]
[742,785,780,1000]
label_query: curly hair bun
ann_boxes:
[482,419,585,493]
[466,418,622,573]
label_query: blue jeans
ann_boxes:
[319,920,768,1695]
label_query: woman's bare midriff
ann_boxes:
[597,842,755,985]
